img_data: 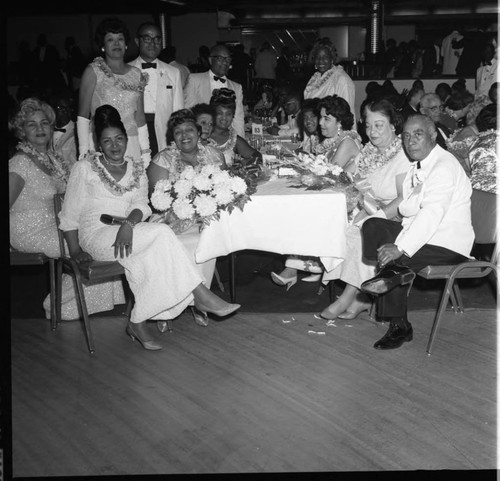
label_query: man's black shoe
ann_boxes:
[374,322,413,350]
[361,264,416,296]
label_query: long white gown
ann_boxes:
[59,154,203,323]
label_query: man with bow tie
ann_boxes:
[358,114,474,350]
[49,90,77,167]
[128,22,184,156]
[184,44,244,138]
[266,91,302,138]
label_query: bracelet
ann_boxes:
[122,219,136,229]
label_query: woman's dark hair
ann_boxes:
[475,103,497,132]
[451,78,467,95]
[94,104,127,141]
[488,82,498,103]
[166,108,200,145]
[363,98,403,134]
[318,95,354,131]
[95,17,130,48]
[210,88,237,113]
[191,103,216,121]
[310,37,337,64]
[435,82,452,103]
[445,90,474,111]
[297,98,323,141]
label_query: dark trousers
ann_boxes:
[145,114,158,158]
[361,218,468,320]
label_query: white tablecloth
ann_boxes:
[195,177,348,273]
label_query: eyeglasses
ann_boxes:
[402,131,426,142]
[210,55,232,64]
[427,105,443,112]
[139,35,162,45]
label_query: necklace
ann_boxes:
[304,65,343,97]
[211,126,237,152]
[314,130,361,155]
[18,141,71,184]
[93,57,147,92]
[356,135,402,177]
[102,153,126,166]
[89,152,144,196]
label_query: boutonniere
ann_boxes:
[412,164,426,187]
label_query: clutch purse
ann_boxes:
[100,214,126,225]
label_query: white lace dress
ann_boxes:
[59,154,202,323]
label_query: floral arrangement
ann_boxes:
[150,163,256,232]
[273,149,360,214]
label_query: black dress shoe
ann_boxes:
[374,322,413,350]
[360,264,416,296]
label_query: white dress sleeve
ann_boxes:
[126,172,152,220]
[58,160,90,232]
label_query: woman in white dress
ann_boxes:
[77,17,151,167]
[9,97,125,321]
[59,105,240,350]
[147,109,226,326]
[319,99,411,320]
[270,95,362,288]
[303,38,356,117]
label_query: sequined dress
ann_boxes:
[9,153,125,320]
[90,57,147,162]
[469,130,498,194]
[59,154,202,323]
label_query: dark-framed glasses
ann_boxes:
[139,35,162,45]
[211,55,232,64]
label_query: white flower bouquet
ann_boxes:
[151,164,255,233]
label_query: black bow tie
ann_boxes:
[54,127,66,133]
[213,76,226,83]
[142,62,157,69]
[290,115,296,119]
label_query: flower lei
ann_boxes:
[18,141,71,184]
[303,65,342,97]
[93,57,147,92]
[162,142,216,179]
[356,136,402,178]
[209,126,237,154]
[88,152,144,196]
[314,130,361,155]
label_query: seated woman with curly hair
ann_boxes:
[209,87,263,169]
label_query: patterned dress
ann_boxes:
[90,57,148,162]
[9,152,124,320]
[59,154,203,323]
[469,130,498,194]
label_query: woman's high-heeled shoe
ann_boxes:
[301,273,322,283]
[191,306,209,327]
[270,272,297,291]
[126,322,163,351]
[337,302,372,320]
[157,320,173,333]
[194,301,240,319]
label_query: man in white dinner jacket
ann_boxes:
[184,44,245,138]
[359,114,474,350]
[129,22,184,156]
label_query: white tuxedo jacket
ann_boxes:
[183,70,244,138]
[128,57,184,151]
[395,144,474,258]
[51,120,77,166]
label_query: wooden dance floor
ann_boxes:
[10,303,497,477]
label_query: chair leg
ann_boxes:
[328,281,335,303]
[426,278,454,355]
[229,253,236,303]
[452,283,464,313]
[48,259,57,330]
[213,266,225,293]
[70,270,96,354]
[55,260,63,325]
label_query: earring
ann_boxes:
[101,47,105,52]
[337,125,341,136]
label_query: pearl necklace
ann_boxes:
[102,153,126,166]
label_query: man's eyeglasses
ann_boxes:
[211,55,232,64]
[139,35,162,45]
[427,105,443,112]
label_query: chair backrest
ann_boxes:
[53,193,68,257]
[471,189,497,245]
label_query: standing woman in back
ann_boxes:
[77,17,152,166]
